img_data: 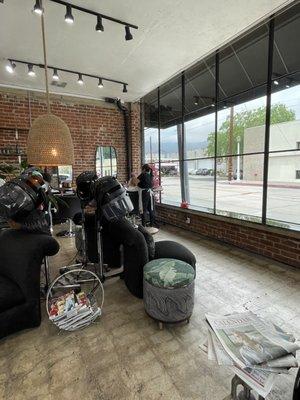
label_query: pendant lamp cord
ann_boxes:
[41,3,51,114]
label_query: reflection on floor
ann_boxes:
[0,224,299,400]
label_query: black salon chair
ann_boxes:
[108,218,196,298]
[0,229,59,339]
[52,194,81,237]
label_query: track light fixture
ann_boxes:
[6,59,129,94]
[125,25,133,41]
[98,78,103,88]
[52,68,59,81]
[6,60,16,74]
[95,15,104,32]
[77,73,84,85]
[65,4,74,24]
[33,0,43,15]
[46,0,137,40]
[28,64,36,77]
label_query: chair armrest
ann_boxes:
[154,240,196,268]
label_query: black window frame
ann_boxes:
[141,2,300,231]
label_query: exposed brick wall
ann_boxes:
[0,89,141,183]
[130,102,141,175]
[156,204,300,268]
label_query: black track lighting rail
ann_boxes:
[49,0,138,30]
[8,58,128,87]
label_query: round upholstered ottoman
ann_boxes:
[143,258,195,328]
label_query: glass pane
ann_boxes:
[144,128,159,163]
[267,4,300,230]
[185,57,215,117]
[144,89,159,162]
[267,150,300,229]
[217,94,266,157]
[219,25,269,100]
[184,56,216,159]
[216,154,263,221]
[160,76,182,161]
[185,158,214,212]
[273,4,300,78]
[270,75,300,151]
[160,161,181,206]
[185,112,215,159]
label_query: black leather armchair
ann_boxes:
[0,229,59,339]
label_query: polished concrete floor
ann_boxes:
[0,224,299,400]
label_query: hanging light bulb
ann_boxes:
[28,64,36,77]
[52,68,59,81]
[33,0,43,15]
[98,78,103,88]
[123,84,128,93]
[6,60,16,74]
[95,15,104,32]
[65,5,74,24]
[125,25,133,41]
[77,73,84,85]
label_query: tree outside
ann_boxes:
[206,104,296,157]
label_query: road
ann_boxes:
[159,175,300,228]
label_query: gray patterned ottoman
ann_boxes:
[143,258,195,327]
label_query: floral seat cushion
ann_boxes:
[144,258,195,289]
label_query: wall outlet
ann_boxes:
[186,217,191,224]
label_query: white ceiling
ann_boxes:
[0,0,293,102]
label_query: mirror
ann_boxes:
[46,165,73,188]
[96,146,117,178]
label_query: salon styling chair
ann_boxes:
[52,194,81,237]
[108,218,196,298]
[0,229,59,339]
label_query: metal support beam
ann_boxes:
[262,18,275,224]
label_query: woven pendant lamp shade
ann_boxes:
[27,114,74,166]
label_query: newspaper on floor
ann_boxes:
[205,312,299,369]
[202,312,299,398]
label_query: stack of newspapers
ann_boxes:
[49,290,101,331]
[202,312,299,397]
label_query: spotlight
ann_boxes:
[274,80,279,85]
[77,73,84,85]
[211,103,215,107]
[6,60,16,74]
[285,84,290,88]
[33,0,43,15]
[98,78,103,88]
[125,25,133,41]
[65,5,74,24]
[28,64,36,77]
[52,68,59,81]
[194,96,199,106]
[123,84,128,93]
[95,15,104,32]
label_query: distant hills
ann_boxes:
[146,140,208,155]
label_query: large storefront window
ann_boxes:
[267,4,300,228]
[141,2,300,231]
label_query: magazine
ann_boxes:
[49,290,101,331]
